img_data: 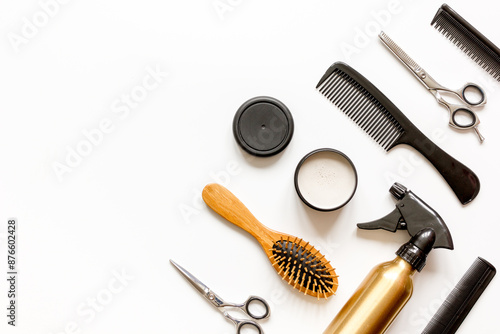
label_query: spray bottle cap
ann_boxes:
[396,228,436,272]
[357,183,454,250]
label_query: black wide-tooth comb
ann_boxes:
[316,62,480,205]
[431,4,500,81]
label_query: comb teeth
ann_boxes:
[269,238,338,299]
[317,68,404,151]
[432,8,500,81]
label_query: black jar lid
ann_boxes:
[233,96,294,157]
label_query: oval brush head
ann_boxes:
[202,183,339,299]
[270,237,338,299]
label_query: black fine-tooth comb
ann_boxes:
[431,4,500,81]
[422,257,496,334]
[316,62,480,205]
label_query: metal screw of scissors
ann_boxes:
[379,31,487,143]
[170,260,271,334]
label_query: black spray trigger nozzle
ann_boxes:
[357,183,454,250]
[357,207,406,232]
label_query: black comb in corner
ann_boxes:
[316,62,480,205]
[431,4,500,81]
[422,257,496,334]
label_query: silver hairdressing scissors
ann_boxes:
[379,31,486,142]
[170,260,270,333]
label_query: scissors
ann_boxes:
[379,31,487,142]
[170,260,270,333]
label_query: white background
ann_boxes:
[1,0,500,333]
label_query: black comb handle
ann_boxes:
[395,128,480,205]
[422,257,496,334]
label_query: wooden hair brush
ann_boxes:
[202,183,338,299]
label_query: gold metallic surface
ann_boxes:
[323,257,416,334]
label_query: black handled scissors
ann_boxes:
[170,260,270,333]
[379,31,487,142]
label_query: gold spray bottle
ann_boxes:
[324,183,454,334]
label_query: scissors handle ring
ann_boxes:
[244,296,271,320]
[461,83,486,106]
[451,108,477,129]
[236,320,264,334]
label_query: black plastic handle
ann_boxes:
[451,108,477,128]
[236,321,263,334]
[395,130,480,205]
[460,83,485,106]
[244,296,270,320]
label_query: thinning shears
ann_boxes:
[379,31,487,142]
[170,260,270,333]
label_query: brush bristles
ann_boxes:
[432,13,500,81]
[269,238,338,299]
[317,68,404,151]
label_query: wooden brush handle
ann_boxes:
[202,183,277,246]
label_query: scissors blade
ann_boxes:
[170,260,210,297]
[379,31,426,79]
